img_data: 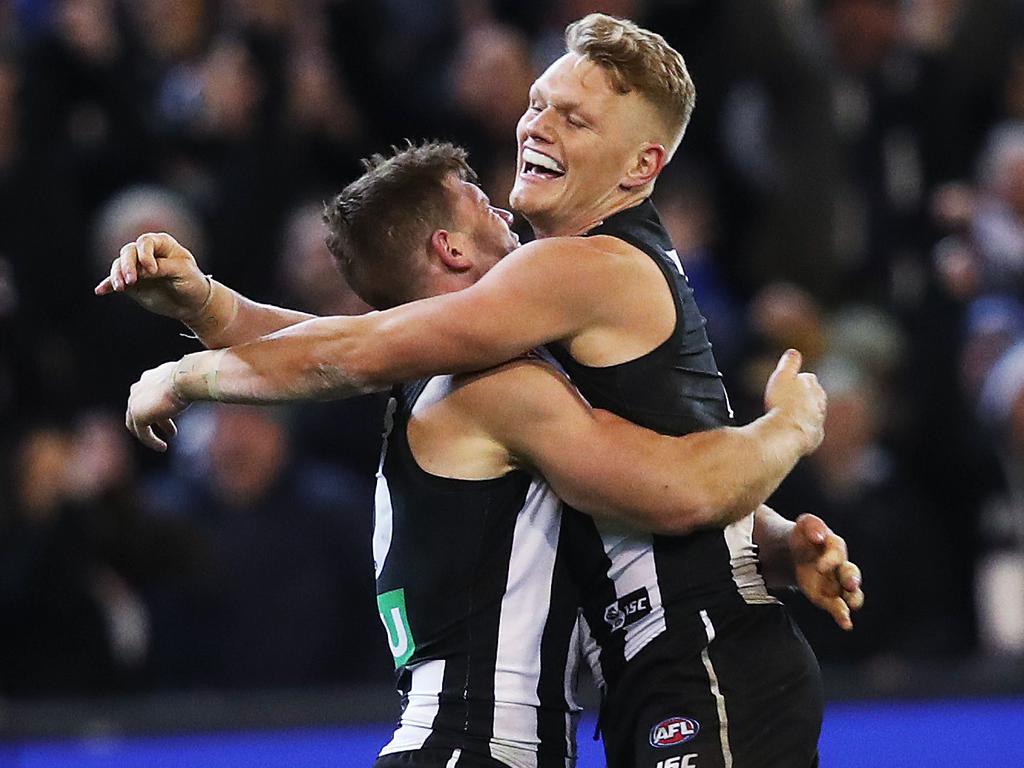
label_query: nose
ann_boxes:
[524,106,555,144]
[493,207,514,226]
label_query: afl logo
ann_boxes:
[650,716,700,748]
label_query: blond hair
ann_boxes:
[565,13,695,156]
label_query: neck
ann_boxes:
[529,187,651,239]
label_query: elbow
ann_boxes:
[658,488,740,536]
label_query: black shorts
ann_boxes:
[374,748,511,768]
[600,601,823,768]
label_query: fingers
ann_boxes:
[815,532,849,574]
[119,242,141,286]
[824,595,854,631]
[837,560,861,594]
[156,418,178,439]
[125,406,170,452]
[108,252,129,291]
[135,233,160,277]
[94,275,114,295]
[838,561,865,612]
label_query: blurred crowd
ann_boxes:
[2,0,1024,698]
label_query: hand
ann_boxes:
[125,361,187,452]
[764,349,827,455]
[789,513,864,631]
[95,232,211,322]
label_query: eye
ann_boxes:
[568,115,586,129]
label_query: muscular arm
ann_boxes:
[453,359,816,535]
[170,239,615,401]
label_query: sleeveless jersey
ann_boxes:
[373,376,582,768]
[546,198,777,695]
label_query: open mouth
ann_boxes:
[520,147,565,180]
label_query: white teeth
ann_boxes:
[522,147,564,174]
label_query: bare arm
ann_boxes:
[95,232,314,347]
[453,356,824,535]
[162,237,621,405]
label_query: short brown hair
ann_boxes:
[565,14,695,156]
[323,141,477,310]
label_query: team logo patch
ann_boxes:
[650,716,700,748]
[603,587,652,632]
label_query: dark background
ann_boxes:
[1,0,1023,726]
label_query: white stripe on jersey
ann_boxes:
[372,474,395,580]
[491,478,567,763]
[380,659,447,756]
[373,397,399,578]
[563,618,583,759]
[723,514,778,605]
[595,521,668,660]
[664,248,685,276]
[577,613,604,691]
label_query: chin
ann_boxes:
[510,185,546,220]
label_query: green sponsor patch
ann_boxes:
[377,588,415,667]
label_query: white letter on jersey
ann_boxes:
[384,607,409,659]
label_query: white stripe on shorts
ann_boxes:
[699,610,733,768]
[446,748,462,768]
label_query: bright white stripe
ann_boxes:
[491,478,563,759]
[723,514,777,605]
[594,522,667,660]
[372,474,394,580]
[664,248,685,276]
[372,396,399,578]
[699,610,733,768]
[379,659,446,756]
[446,749,462,768]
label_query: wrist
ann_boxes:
[183,278,240,339]
[765,407,815,457]
[171,349,229,403]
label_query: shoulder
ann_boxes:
[504,235,636,264]
[493,236,650,293]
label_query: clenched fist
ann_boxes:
[763,349,827,455]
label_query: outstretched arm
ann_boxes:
[120,235,623,410]
[95,233,315,347]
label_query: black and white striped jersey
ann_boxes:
[546,198,778,696]
[373,376,583,768]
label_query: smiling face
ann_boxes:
[510,53,666,238]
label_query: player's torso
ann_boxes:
[373,376,581,767]
[545,199,776,694]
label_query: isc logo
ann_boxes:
[603,587,654,632]
[655,755,697,768]
[650,716,700,747]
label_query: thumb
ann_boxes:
[795,512,828,547]
[772,349,802,382]
[765,349,802,409]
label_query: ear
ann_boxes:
[621,143,668,190]
[429,229,473,272]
